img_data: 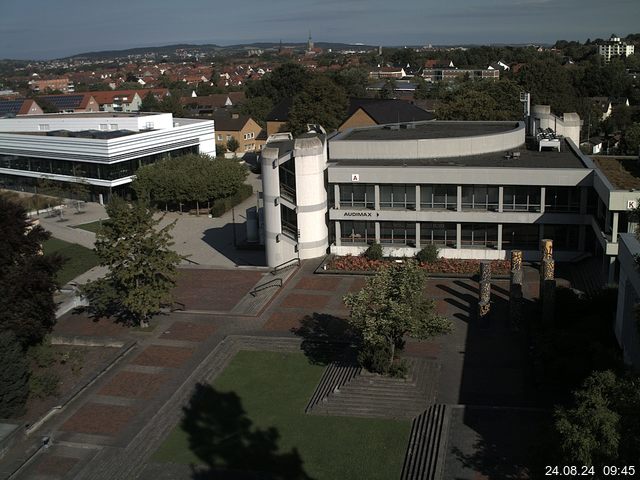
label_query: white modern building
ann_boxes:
[598,34,635,63]
[259,112,640,285]
[0,112,215,203]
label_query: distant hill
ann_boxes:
[65,42,379,60]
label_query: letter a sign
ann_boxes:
[351,174,360,182]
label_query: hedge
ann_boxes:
[210,184,254,217]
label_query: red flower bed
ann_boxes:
[326,255,510,275]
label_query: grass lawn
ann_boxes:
[43,238,99,285]
[73,220,106,233]
[153,351,411,479]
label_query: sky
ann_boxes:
[1,0,639,60]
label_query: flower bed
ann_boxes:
[326,255,511,276]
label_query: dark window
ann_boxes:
[420,222,456,247]
[280,204,297,240]
[420,185,457,210]
[380,184,416,209]
[340,221,375,244]
[339,184,374,209]
[503,186,541,212]
[461,223,498,248]
[380,221,416,246]
[503,224,539,250]
[545,187,580,212]
[461,186,499,211]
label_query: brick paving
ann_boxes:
[98,371,169,399]
[173,269,263,311]
[54,311,130,338]
[159,321,217,342]
[8,259,577,480]
[35,455,79,476]
[131,345,194,369]
[294,276,341,291]
[280,292,331,309]
[61,403,137,436]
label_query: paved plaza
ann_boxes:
[3,258,559,480]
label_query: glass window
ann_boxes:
[339,184,374,209]
[503,224,539,250]
[340,221,375,244]
[461,223,498,248]
[281,205,297,240]
[543,224,579,251]
[461,186,499,211]
[421,185,457,210]
[503,186,541,212]
[420,222,456,247]
[380,222,416,246]
[380,185,415,209]
[545,187,580,212]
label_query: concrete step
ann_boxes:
[401,404,450,480]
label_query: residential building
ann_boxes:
[0,112,215,203]
[598,34,635,63]
[29,77,74,93]
[369,67,407,79]
[338,98,434,132]
[213,111,264,153]
[422,67,499,82]
[90,90,144,112]
[0,99,43,116]
[37,94,100,113]
[182,92,246,115]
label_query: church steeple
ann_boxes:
[307,30,314,52]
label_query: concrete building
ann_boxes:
[0,112,215,203]
[259,112,640,288]
[613,233,640,368]
[598,35,635,63]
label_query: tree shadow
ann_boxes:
[449,407,552,480]
[182,383,313,480]
[291,312,358,366]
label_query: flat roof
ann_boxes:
[330,139,587,169]
[7,112,163,119]
[340,121,519,141]
[593,156,640,189]
[5,129,139,139]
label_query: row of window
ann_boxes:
[336,184,581,212]
[339,221,580,250]
[0,146,198,181]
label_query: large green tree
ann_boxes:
[436,79,522,121]
[516,58,577,113]
[133,154,248,212]
[81,198,183,327]
[343,262,452,373]
[555,370,640,467]
[0,330,30,417]
[287,75,348,135]
[245,63,310,103]
[0,197,63,347]
[623,123,640,155]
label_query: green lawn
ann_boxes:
[73,220,106,233]
[43,238,99,285]
[154,351,411,480]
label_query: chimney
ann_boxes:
[231,112,239,119]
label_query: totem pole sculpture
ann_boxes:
[478,260,491,321]
[509,250,524,329]
[539,239,556,324]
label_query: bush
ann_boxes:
[358,342,391,374]
[388,359,410,378]
[416,245,439,263]
[363,242,383,261]
[29,371,60,399]
[210,184,254,217]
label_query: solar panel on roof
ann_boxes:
[0,100,23,115]
[41,95,84,109]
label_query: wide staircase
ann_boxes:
[401,404,450,480]
[310,358,439,419]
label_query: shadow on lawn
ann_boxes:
[183,383,313,480]
[291,312,358,366]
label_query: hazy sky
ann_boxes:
[1,0,638,59]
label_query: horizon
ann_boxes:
[1,0,639,60]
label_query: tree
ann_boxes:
[81,198,183,327]
[0,197,63,347]
[436,79,522,121]
[245,63,310,103]
[332,67,370,97]
[0,330,30,418]
[413,78,430,100]
[239,96,273,127]
[343,262,452,373]
[140,91,161,112]
[554,370,640,466]
[378,79,396,99]
[516,58,577,113]
[287,75,348,135]
[159,92,184,117]
[623,123,640,155]
[226,136,240,153]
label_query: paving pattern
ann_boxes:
[6,259,584,480]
